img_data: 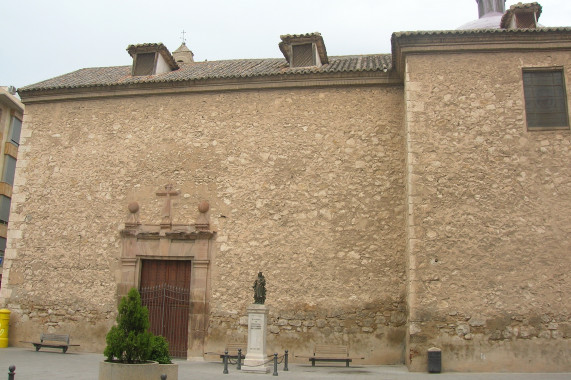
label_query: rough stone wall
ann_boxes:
[1,85,407,362]
[404,51,571,371]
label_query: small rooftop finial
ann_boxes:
[173,37,195,64]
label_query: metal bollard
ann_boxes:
[8,365,16,380]
[223,350,229,374]
[273,353,278,376]
[160,375,167,380]
[237,349,242,370]
[284,350,289,371]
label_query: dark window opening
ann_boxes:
[0,237,6,267]
[515,13,536,28]
[134,53,156,76]
[0,195,11,224]
[292,44,316,68]
[9,116,22,146]
[2,155,17,186]
[523,69,569,129]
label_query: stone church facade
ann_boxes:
[1,1,569,372]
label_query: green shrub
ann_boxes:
[150,335,172,364]
[104,288,162,364]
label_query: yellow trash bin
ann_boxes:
[0,309,10,348]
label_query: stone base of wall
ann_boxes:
[408,315,571,372]
[7,307,113,353]
[409,336,570,372]
[205,303,408,365]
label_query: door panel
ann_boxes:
[140,260,191,358]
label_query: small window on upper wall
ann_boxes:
[522,69,569,130]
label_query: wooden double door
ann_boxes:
[139,259,192,358]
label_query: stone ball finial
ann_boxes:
[198,200,210,214]
[128,201,140,214]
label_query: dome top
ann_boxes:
[458,12,504,30]
[458,0,506,30]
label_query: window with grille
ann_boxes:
[291,43,316,68]
[515,13,537,28]
[133,53,156,76]
[523,69,569,130]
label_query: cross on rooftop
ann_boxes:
[181,30,187,44]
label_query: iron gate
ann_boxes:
[140,284,191,358]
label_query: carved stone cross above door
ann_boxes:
[156,184,180,227]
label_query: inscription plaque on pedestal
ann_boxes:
[242,304,270,373]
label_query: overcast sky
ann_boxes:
[1,0,569,89]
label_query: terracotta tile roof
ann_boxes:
[506,1,543,16]
[19,54,392,93]
[391,27,571,78]
[392,26,569,38]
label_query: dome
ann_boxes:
[457,12,504,30]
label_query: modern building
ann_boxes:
[0,87,24,288]
[1,1,569,372]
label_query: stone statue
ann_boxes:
[253,272,266,304]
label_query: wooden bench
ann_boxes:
[218,343,246,360]
[22,333,80,353]
[299,345,363,367]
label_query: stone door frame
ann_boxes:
[119,224,214,360]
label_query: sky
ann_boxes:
[1,0,569,90]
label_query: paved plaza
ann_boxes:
[0,347,570,380]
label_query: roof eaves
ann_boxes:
[18,54,394,94]
[391,27,571,79]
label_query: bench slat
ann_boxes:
[304,345,360,367]
[23,333,79,353]
[314,345,349,356]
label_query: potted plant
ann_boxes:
[99,288,178,380]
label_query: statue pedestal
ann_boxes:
[242,304,270,373]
